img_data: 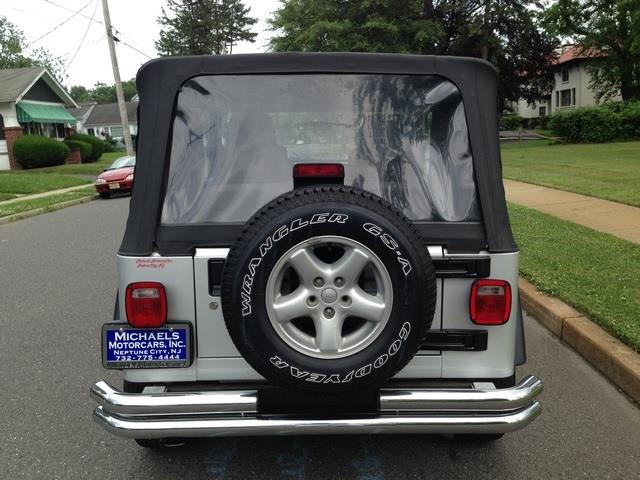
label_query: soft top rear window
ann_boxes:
[161,74,480,224]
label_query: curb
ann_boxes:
[0,194,98,225]
[519,277,640,404]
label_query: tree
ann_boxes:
[156,0,257,56]
[69,85,91,103]
[268,1,557,110]
[0,16,67,82]
[68,79,137,103]
[545,0,640,101]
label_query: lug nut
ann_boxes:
[334,277,345,287]
[313,277,325,287]
[307,296,318,307]
[324,307,335,318]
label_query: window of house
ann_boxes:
[560,89,572,107]
[0,114,5,140]
[55,124,66,138]
[539,106,547,117]
[572,88,576,105]
[109,126,123,138]
[87,128,95,136]
[556,91,559,107]
[561,67,570,83]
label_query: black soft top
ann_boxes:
[120,53,516,255]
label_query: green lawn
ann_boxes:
[0,172,90,200]
[510,203,640,352]
[0,152,127,200]
[501,141,640,207]
[0,187,95,218]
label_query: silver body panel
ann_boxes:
[117,247,518,384]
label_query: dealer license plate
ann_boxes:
[102,323,191,369]
[109,182,120,189]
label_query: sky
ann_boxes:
[1,0,280,88]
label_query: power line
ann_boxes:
[44,0,104,25]
[64,0,100,72]
[44,0,155,58]
[29,0,94,46]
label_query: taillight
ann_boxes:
[125,282,167,328]
[293,163,344,179]
[469,279,512,325]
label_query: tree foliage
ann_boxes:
[0,16,66,82]
[156,0,257,55]
[269,1,557,109]
[68,79,137,104]
[544,0,640,101]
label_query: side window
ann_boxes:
[0,114,5,140]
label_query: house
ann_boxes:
[513,45,622,121]
[78,100,138,141]
[68,102,97,132]
[0,67,78,170]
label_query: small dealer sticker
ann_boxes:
[102,323,192,369]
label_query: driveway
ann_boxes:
[1,198,638,479]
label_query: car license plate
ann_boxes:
[102,323,191,369]
[109,182,120,189]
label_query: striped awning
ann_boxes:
[16,102,76,125]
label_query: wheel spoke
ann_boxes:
[348,287,387,323]
[288,247,329,286]
[272,288,311,323]
[330,247,370,285]
[314,314,344,353]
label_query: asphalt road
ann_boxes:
[1,197,639,479]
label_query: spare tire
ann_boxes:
[221,185,437,393]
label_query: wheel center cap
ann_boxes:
[321,288,337,304]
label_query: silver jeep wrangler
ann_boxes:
[91,53,542,447]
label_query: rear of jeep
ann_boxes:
[91,53,542,445]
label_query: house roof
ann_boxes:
[84,101,137,127]
[67,102,97,121]
[0,67,78,107]
[557,45,602,65]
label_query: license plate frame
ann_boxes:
[102,322,192,369]
[109,182,120,189]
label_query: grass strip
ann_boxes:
[0,172,90,195]
[509,202,640,352]
[501,141,640,207]
[0,188,95,218]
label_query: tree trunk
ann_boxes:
[481,0,490,61]
[423,0,434,17]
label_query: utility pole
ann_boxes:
[102,0,134,156]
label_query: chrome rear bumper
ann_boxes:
[91,375,543,438]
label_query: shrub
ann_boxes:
[64,139,92,161]
[548,102,640,143]
[620,101,640,139]
[500,113,524,131]
[13,135,70,169]
[539,116,550,130]
[549,105,622,143]
[67,133,105,162]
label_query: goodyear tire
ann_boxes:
[222,185,437,393]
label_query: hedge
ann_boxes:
[500,113,524,131]
[549,102,640,143]
[67,133,105,162]
[64,139,92,161]
[13,135,70,169]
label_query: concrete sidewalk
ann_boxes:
[504,179,640,244]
